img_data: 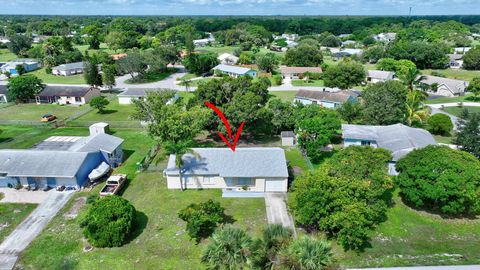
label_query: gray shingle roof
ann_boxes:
[212,64,254,75]
[295,89,358,103]
[37,85,95,97]
[421,75,468,94]
[0,150,90,178]
[281,131,295,138]
[342,124,437,161]
[279,66,323,74]
[367,70,395,80]
[69,133,124,154]
[118,88,170,97]
[165,147,288,178]
[52,61,84,71]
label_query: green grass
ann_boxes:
[0,103,85,121]
[0,203,38,243]
[442,106,480,117]
[426,93,479,104]
[179,77,217,87]
[200,45,285,58]
[269,91,297,102]
[422,69,480,81]
[284,147,310,176]
[28,67,87,84]
[72,98,137,123]
[434,135,454,144]
[338,191,480,267]
[74,43,116,56]
[0,49,16,62]
[291,80,325,87]
[125,68,177,84]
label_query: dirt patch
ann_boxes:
[64,197,86,220]
[0,192,4,201]
[292,166,303,175]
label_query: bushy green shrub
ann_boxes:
[396,145,480,215]
[427,113,453,135]
[178,199,227,243]
[80,195,136,247]
[272,74,283,86]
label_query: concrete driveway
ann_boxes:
[264,192,295,233]
[0,191,74,270]
[0,188,52,204]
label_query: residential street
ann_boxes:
[115,65,189,90]
[0,191,74,270]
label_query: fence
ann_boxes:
[66,120,143,128]
[0,119,56,127]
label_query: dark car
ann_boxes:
[42,185,51,192]
[41,114,56,122]
[56,185,66,191]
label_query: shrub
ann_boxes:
[45,67,52,74]
[89,96,110,113]
[272,74,283,86]
[396,145,480,215]
[178,199,227,243]
[80,195,136,247]
[427,113,453,135]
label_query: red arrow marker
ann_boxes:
[205,101,245,152]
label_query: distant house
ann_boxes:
[118,88,179,105]
[281,131,296,146]
[217,53,239,65]
[342,40,356,47]
[0,85,7,103]
[52,62,85,76]
[454,47,471,54]
[448,54,464,69]
[164,148,289,194]
[332,48,363,60]
[420,75,468,97]
[0,124,124,188]
[35,85,101,105]
[367,70,395,83]
[111,53,127,61]
[0,59,41,75]
[212,64,257,78]
[279,66,323,80]
[373,33,397,43]
[0,37,9,44]
[194,33,215,47]
[294,89,358,109]
[342,123,436,175]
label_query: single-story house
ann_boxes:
[118,88,179,105]
[420,75,468,97]
[0,59,41,75]
[164,147,289,193]
[454,47,471,54]
[448,54,464,69]
[279,66,323,80]
[213,64,257,78]
[111,53,127,61]
[367,70,395,83]
[0,124,124,188]
[281,131,296,146]
[217,53,239,65]
[373,33,397,42]
[342,40,356,46]
[342,123,436,175]
[52,61,85,76]
[35,85,101,105]
[0,37,9,44]
[332,48,363,60]
[194,38,210,47]
[0,85,8,103]
[294,89,358,109]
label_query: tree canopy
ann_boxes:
[284,44,323,67]
[7,75,44,103]
[323,59,365,89]
[361,80,408,125]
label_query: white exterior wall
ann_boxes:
[293,98,338,109]
[265,178,288,192]
[436,86,455,97]
[166,175,288,192]
[281,137,295,146]
[344,139,378,148]
[118,96,134,105]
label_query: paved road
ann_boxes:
[348,266,480,270]
[264,192,296,234]
[0,191,73,270]
[428,102,480,108]
[115,65,191,91]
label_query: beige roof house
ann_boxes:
[279,66,323,79]
[420,75,468,97]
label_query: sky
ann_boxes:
[1,0,479,16]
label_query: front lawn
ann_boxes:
[29,67,87,85]
[291,80,325,87]
[442,106,480,117]
[269,91,297,102]
[0,49,16,62]
[200,45,285,58]
[284,147,310,176]
[0,203,37,243]
[125,68,177,84]
[0,103,85,122]
[179,77,217,87]
[17,170,266,269]
[422,69,480,81]
[426,93,479,104]
[338,191,480,267]
[69,98,140,127]
[433,134,454,144]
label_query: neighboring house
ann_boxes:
[454,47,471,54]
[0,124,124,188]
[52,61,85,76]
[332,48,363,60]
[217,53,239,65]
[0,85,8,103]
[164,147,289,193]
[35,85,101,105]
[373,32,397,43]
[448,54,464,69]
[342,123,436,175]
[118,88,179,105]
[0,59,41,75]
[420,75,468,97]
[212,64,257,78]
[193,38,210,47]
[279,66,323,80]
[0,37,9,44]
[111,53,127,61]
[338,34,351,39]
[294,89,358,109]
[286,40,298,48]
[367,70,395,83]
[342,40,356,47]
[281,131,296,146]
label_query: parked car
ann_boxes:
[65,186,76,191]
[42,185,50,192]
[41,114,56,122]
[56,185,65,191]
[100,174,127,196]
[28,183,38,191]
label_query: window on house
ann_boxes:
[361,141,371,146]
[203,176,215,184]
[75,97,81,102]
[237,178,253,186]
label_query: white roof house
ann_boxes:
[420,75,468,97]
[374,33,397,42]
[217,53,239,65]
[367,70,395,83]
[117,88,179,105]
[454,47,471,54]
[212,64,257,78]
[52,61,85,76]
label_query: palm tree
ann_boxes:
[201,227,254,270]
[399,67,426,91]
[405,90,430,126]
[252,224,293,269]
[280,236,334,270]
[163,139,197,191]
[182,78,192,92]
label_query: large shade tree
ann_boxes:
[7,75,44,103]
[362,80,408,125]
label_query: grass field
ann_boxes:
[0,203,37,243]
[200,45,286,58]
[433,134,454,144]
[442,106,480,117]
[269,91,297,102]
[426,93,479,104]
[72,98,137,123]
[29,67,87,85]
[0,103,85,121]
[284,147,310,177]
[422,69,480,81]
[74,43,116,56]
[338,191,480,267]
[125,68,177,84]
[0,49,16,62]
[291,79,325,87]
